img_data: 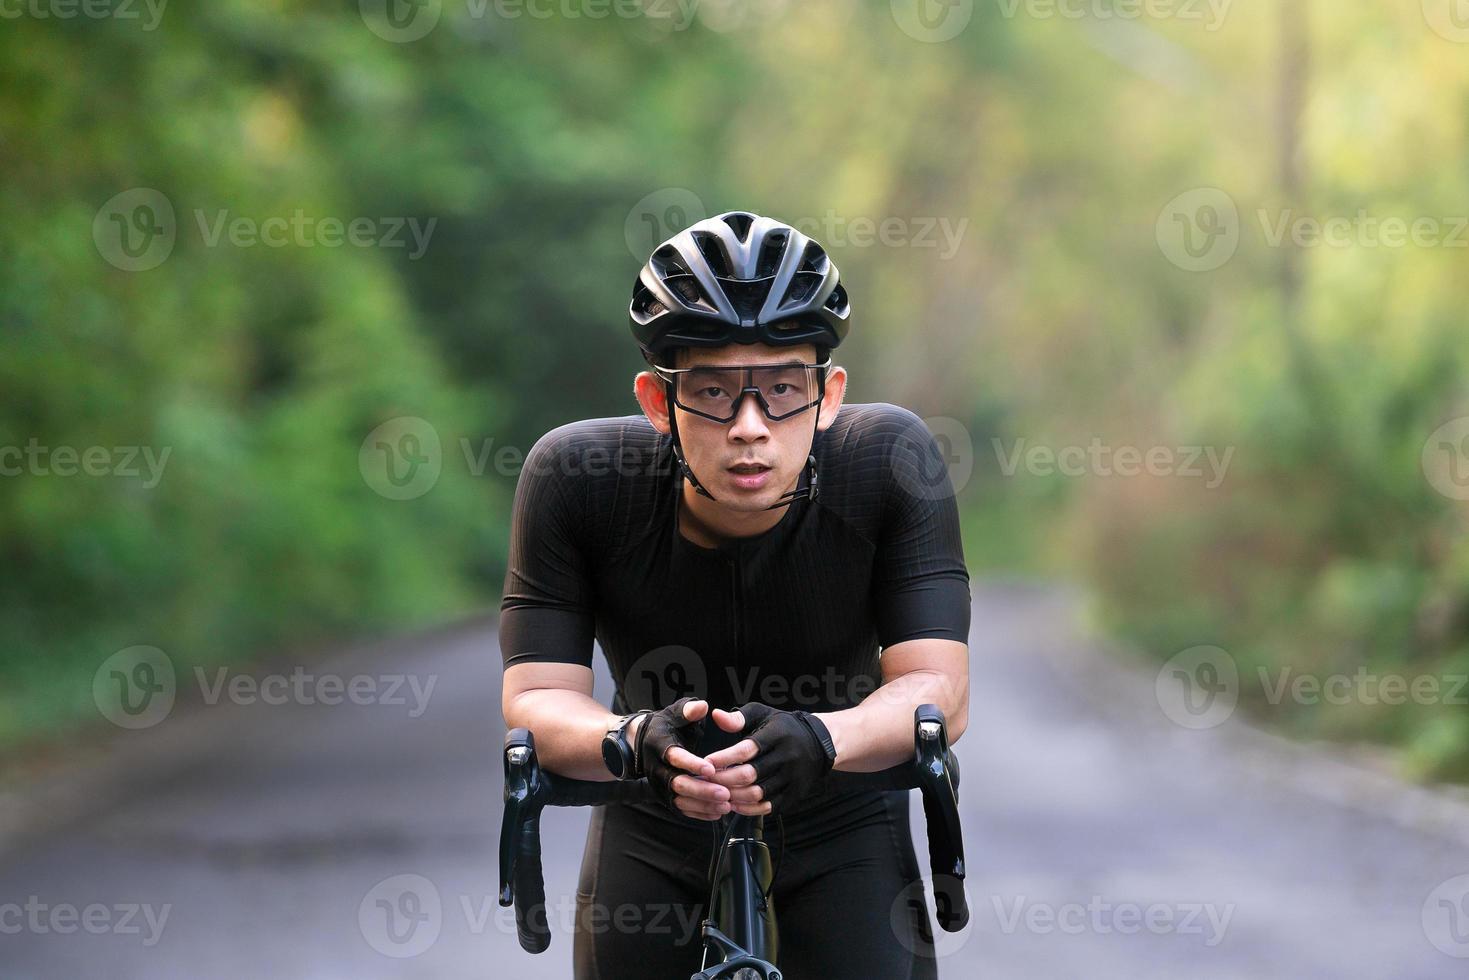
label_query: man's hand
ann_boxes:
[703,702,837,816]
[630,698,732,822]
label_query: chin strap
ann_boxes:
[664,383,822,511]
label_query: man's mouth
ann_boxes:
[727,462,771,474]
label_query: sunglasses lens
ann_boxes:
[674,365,821,421]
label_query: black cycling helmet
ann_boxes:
[630,210,851,366]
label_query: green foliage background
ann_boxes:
[2,1,1466,780]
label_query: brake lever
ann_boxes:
[912,704,969,932]
[500,727,554,952]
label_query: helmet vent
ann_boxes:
[652,244,692,277]
[631,281,663,318]
[782,271,821,306]
[799,242,828,273]
[722,212,755,241]
[692,232,732,278]
[669,275,708,307]
[755,233,787,278]
[722,278,771,319]
[824,283,849,315]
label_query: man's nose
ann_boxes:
[727,390,771,439]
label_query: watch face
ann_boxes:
[602,736,626,778]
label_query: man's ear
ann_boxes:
[634,371,672,434]
[816,366,847,432]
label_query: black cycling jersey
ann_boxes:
[500,402,969,979]
[499,401,971,730]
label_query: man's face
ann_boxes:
[660,342,837,511]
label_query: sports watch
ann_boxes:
[601,710,652,780]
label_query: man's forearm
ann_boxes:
[503,688,620,781]
[814,669,968,772]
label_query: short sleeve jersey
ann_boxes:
[498,403,970,716]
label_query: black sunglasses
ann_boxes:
[652,358,832,423]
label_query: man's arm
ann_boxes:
[502,662,622,782]
[814,637,969,771]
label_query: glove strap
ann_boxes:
[794,711,837,766]
[630,709,655,778]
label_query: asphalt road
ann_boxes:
[2,584,1468,978]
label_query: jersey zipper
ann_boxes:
[729,549,743,664]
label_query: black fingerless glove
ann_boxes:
[734,701,838,813]
[634,697,707,811]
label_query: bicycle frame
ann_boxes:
[697,814,779,978]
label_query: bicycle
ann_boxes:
[499,703,969,979]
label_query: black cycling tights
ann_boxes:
[573,790,940,980]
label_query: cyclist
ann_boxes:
[500,210,971,979]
